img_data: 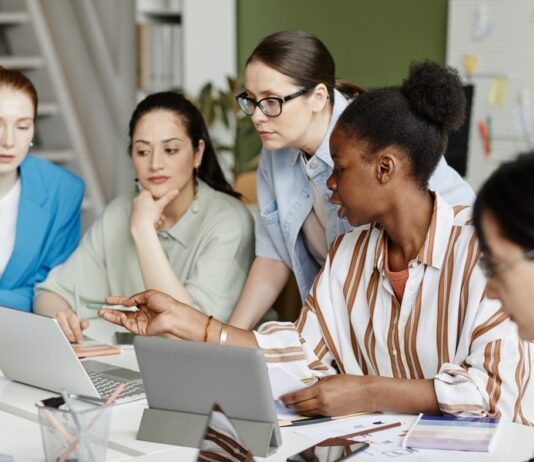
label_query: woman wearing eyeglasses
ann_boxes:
[100,61,533,422]
[474,151,534,341]
[230,30,475,329]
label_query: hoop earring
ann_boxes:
[134,178,141,193]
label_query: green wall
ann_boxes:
[237,0,448,88]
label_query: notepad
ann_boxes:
[72,340,121,358]
[403,414,501,452]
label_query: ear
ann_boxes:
[310,83,329,113]
[194,139,205,166]
[375,149,397,185]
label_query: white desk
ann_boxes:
[1,318,533,461]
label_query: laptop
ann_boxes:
[134,336,282,455]
[0,306,144,404]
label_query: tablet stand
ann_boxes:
[137,407,280,457]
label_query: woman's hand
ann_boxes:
[280,375,375,417]
[130,188,179,231]
[54,310,89,344]
[280,375,440,416]
[98,289,197,338]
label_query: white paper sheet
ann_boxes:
[294,414,478,461]
[268,366,309,399]
[268,367,310,420]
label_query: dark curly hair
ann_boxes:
[128,91,240,199]
[474,151,534,253]
[335,60,466,188]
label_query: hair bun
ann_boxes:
[401,60,466,131]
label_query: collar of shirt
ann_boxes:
[289,89,350,171]
[373,193,454,272]
[158,179,211,247]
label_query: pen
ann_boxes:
[285,416,333,426]
[87,303,138,312]
[59,383,125,461]
[402,413,422,448]
[280,412,368,427]
[337,421,402,439]
[62,392,108,404]
[61,390,98,462]
[74,284,82,320]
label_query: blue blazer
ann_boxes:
[0,155,84,311]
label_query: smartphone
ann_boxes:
[287,439,369,462]
[114,331,135,345]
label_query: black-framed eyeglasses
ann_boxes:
[235,88,312,117]
[478,249,534,279]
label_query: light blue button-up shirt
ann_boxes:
[255,90,475,301]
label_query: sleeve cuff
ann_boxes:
[434,362,487,417]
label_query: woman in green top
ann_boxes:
[33,92,254,343]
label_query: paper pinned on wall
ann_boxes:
[515,89,534,135]
[463,54,480,77]
[488,76,509,107]
[473,4,492,41]
[515,107,534,134]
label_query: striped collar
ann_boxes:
[374,193,455,272]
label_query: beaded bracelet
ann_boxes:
[203,315,213,342]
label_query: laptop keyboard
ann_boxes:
[86,370,145,400]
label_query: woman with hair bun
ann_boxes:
[101,61,533,421]
[230,30,474,330]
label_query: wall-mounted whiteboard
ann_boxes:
[447,0,534,191]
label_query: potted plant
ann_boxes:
[192,77,261,202]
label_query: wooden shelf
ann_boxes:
[0,12,29,25]
[0,56,44,69]
[37,102,59,117]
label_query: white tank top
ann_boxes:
[0,179,21,278]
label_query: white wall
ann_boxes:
[181,0,236,96]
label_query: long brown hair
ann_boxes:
[128,91,241,199]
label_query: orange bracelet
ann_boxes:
[203,315,213,342]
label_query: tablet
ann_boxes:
[133,336,282,453]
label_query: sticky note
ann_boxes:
[488,77,509,107]
[463,54,480,77]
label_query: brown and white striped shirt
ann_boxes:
[255,194,534,424]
